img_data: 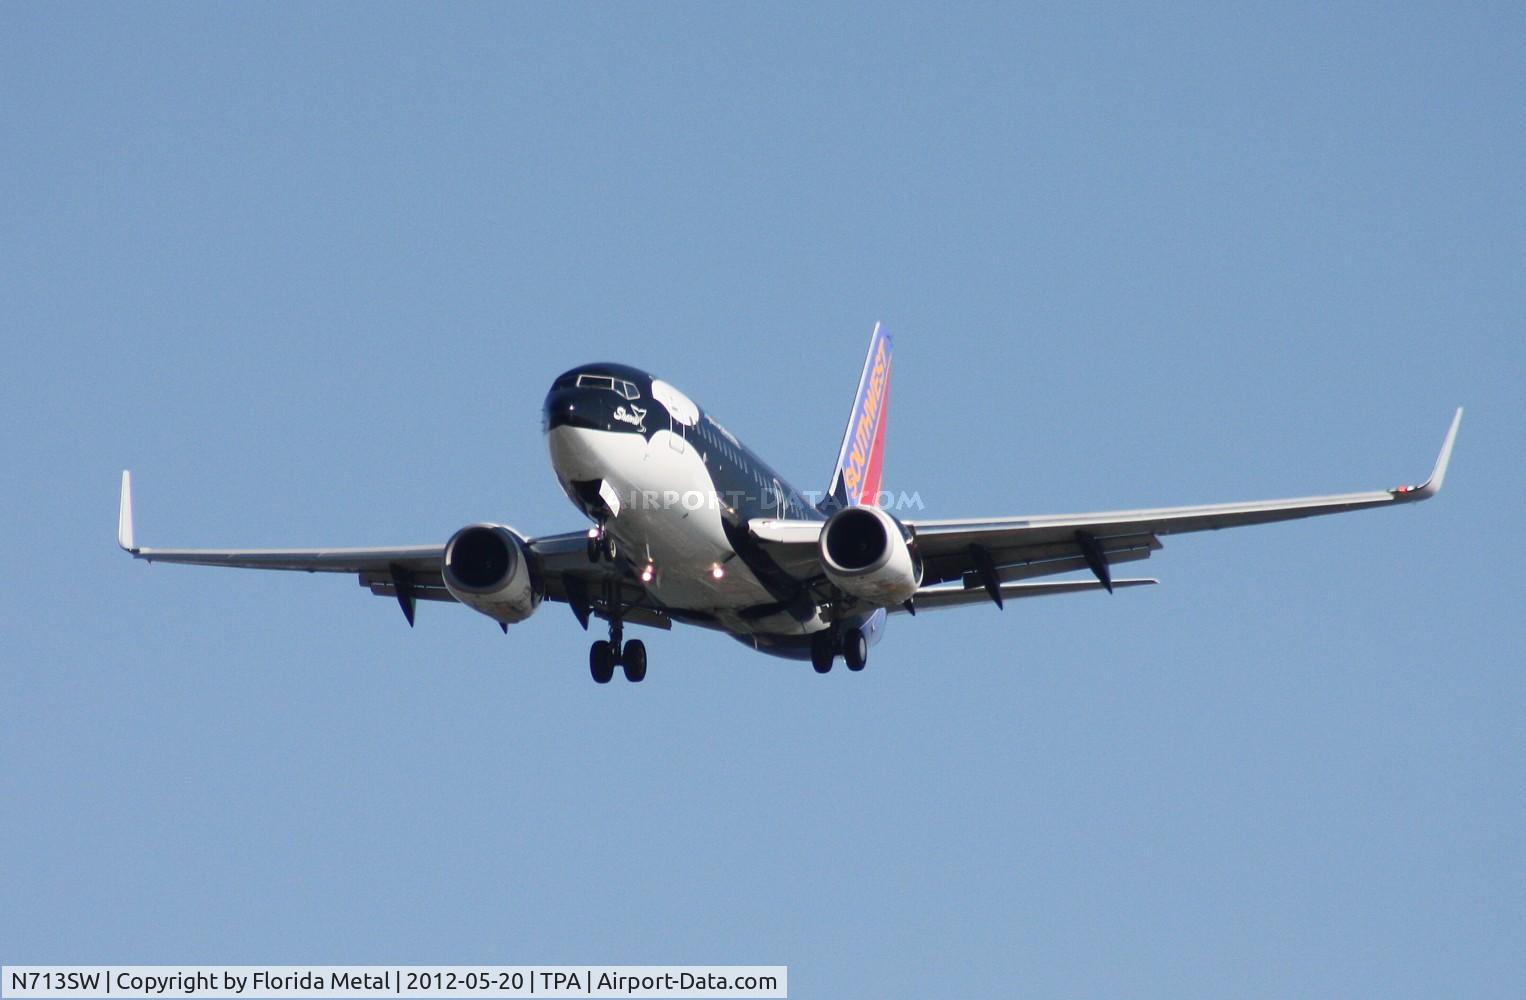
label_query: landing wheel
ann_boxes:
[843,629,868,672]
[586,527,617,563]
[810,632,835,674]
[589,640,615,684]
[621,639,647,683]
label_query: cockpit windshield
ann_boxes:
[575,373,641,400]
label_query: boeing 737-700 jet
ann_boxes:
[117,325,1461,682]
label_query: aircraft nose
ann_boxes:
[542,385,614,433]
[542,386,576,433]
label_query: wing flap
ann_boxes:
[977,544,1157,588]
[917,531,1160,587]
[366,581,459,603]
[904,576,1157,612]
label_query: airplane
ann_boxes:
[117,324,1461,682]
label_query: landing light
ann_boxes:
[640,565,655,583]
[711,565,725,580]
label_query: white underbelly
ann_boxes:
[547,425,778,612]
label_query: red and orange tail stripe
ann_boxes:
[829,324,893,508]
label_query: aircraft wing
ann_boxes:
[116,472,666,630]
[753,408,1461,605]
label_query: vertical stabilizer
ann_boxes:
[823,323,893,510]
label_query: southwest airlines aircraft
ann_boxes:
[118,326,1461,682]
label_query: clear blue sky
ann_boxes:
[2,5,1521,998]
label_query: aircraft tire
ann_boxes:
[843,629,868,671]
[590,640,615,684]
[621,639,647,682]
[810,632,834,674]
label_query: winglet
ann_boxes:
[118,470,137,552]
[1397,408,1462,500]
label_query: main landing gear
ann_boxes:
[589,615,647,684]
[811,627,868,674]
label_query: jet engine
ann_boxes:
[442,523,544,624]
[818,505,921,605]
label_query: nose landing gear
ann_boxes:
[586,522,617,563]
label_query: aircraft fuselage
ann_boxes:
[543,362,886,657]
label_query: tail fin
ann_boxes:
[823,323,893,510]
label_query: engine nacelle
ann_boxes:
[818,505,921,606]
[442,523,543,624]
